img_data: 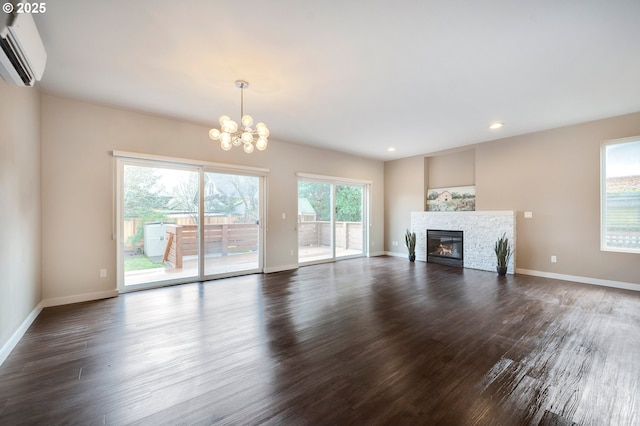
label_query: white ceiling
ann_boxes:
[33,0,640,161]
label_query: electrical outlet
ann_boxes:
[99,268,107,278]
[524,211,533,219]
[551,256,557,263]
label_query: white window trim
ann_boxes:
[296,172,372,185]
[113,150,269,176]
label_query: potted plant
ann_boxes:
[405,229,416,262]
[494,233,513,276]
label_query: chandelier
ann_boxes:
[208,80,270,153]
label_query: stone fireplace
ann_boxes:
[411,211,516,274]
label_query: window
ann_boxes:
[601,137,640,253]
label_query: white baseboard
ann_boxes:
[383,251,406,258]
[0,301,43,367]
[368,251,388,257]
[263,264,299,274]
[517,268,640,292]
[42,289,119,308]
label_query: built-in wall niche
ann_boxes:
[424,149,476,211]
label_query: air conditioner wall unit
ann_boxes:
[0,12,47,87]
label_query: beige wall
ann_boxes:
[0,80,42,351]
[40,94,384,300]
[477,112,640,285]
[384,155,424,255]
[384,111,640,287]
[427,148,475,189]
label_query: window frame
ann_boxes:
[600,136,640,254]
[113,151,268,292]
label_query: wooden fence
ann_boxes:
[123,216,240,252]
[163,223,258,268]
[605,193,640,249]
[298,221,363,250]
[605,230,640,249]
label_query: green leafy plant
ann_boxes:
[405,229,416,256]
[124,255,165,272]
[494,233,513,268]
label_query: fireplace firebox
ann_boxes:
[427,230,463,267]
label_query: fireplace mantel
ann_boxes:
[410,211,516,274]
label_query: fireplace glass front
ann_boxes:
[427,229,463,267]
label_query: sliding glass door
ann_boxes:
[122,163,200,287]
[297,181,333,262]
[203,172,260,276]
[335,184,364,258]
[117,157,264,292]
[297,177,368,264]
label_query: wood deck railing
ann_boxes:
[163,223,258,268]
[297,221,363,250]
[163,221,362,268]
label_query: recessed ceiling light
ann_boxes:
[387,147,396,152]
[489,122,504,130]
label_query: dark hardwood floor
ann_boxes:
[1,257,639,425]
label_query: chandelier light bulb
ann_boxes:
[256,123,269,138]
[241,131,253,144]
[232,136,242,147]
[226,120,238,133]
[256,137,268,151]
[220,132,231,145]
[241,115,254,127]
[243,142,255,153]
[221,140,232,151]
[219,115,230,126]
[209,128,221,140]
